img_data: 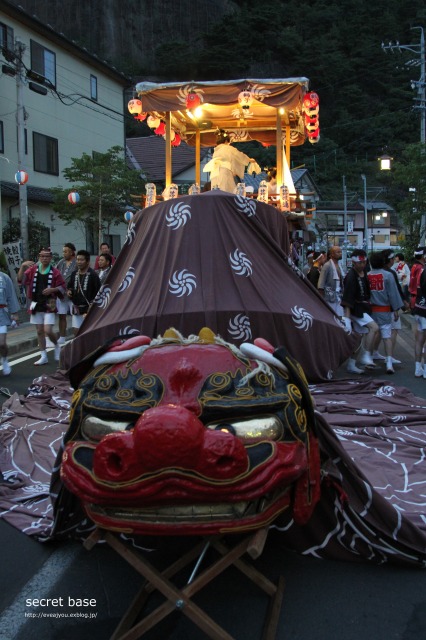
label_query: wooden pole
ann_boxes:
[165,112,172,186]
[276,111,283,186]
[195,130,201,186]
[285,125,291,169]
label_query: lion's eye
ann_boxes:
[207,416,282,441]
[81,416,132,442]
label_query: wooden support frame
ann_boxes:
[83,527,285,640]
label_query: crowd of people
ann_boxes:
[2,233,426,379]
[304,244,426,377]
[14,242,115,368]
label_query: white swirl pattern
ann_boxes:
[177,84,204,105]
[376,386,396,398]
[291,306,314,331]
[229,249,253,277]
[250,84,271,100]
[94,286,111,309]
[118,325,140,336]
[165,201,192,230]
[118,268,135,292]
[125,220,136,245]
[234,196,256,217]
[228,314,252,341]
[169,269,197,297]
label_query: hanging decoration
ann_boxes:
[68,191,80,205]
[15,170,29,185]
[147,115,161,129]
[124,211,134,223]
[154,122,166,136]
[303,91,320,144]
[185,92,201,110]
[238,90,253,112]
[162,129,176,142]
[128,99,143,115]
[171,132,181,147]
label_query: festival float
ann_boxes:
[1,79,426,640]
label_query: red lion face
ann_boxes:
[60,328,320,535]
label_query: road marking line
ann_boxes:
[1,345,70,370]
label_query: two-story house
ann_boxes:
[0,0,130,262]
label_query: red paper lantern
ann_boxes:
[154,122,166,136]
[128,99,143,114]
[303,92,319,109]
[15,170,29,185]
[68,191,80,205]
[134,112,147,122]
[171,133,181,147]
[186,92,201,110]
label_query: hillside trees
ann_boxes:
[390,143,426,254]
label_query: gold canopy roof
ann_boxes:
[135,78,310,147]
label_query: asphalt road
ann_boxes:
[1,327,426,640]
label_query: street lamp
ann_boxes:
[378,153,393,171]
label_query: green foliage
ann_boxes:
[50,146,145,237]
[3,216,50,261]
[390,143,426,249]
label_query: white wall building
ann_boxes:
[0,1,131,261]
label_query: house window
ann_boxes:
[0,121,4,154]
[327,214,343,227]
[30,40,56,87]
[90,75,98,101]
[33,132,59,175]
[0,22,14,58]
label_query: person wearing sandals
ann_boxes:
[67,250,101,335]
[55,242,77,344]
[17,247,66,365]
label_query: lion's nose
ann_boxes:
[133,404,205,471]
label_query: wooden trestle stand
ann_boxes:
[83,526,285,640]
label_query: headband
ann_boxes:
[351,254,367,263]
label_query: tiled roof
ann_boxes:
[1,181,53,203]
[126,136,210,183]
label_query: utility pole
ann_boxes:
[15,38,29,260]
[361,174,368,249]
[343,175,348,268]
[382,26,425,145]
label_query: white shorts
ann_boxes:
[30,312,56,325]
[391,316,401,330]
[377,323,392,339]
[350,313,374,335]
[415,316,426,331]
[71,314,85,330]
[0,325,7,334]
[57,298,73,314]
